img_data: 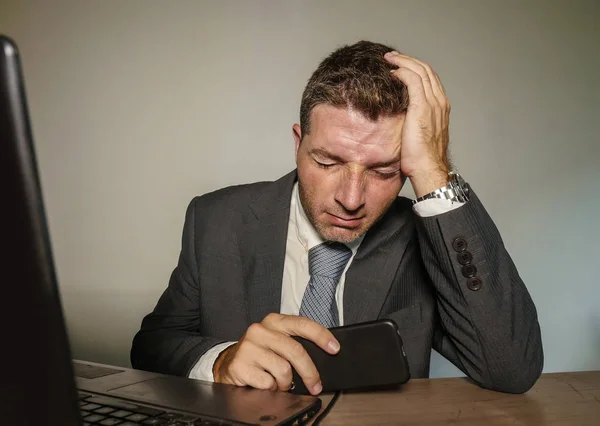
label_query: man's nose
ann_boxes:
[334,171,366,213]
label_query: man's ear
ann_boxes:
[292,124,302,163]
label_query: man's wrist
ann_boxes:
[409,168,450,198]
[413,171,469,205]
[212,343,234,382]
[189,341,236,382]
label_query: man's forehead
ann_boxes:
[310,105,404,141]
[307,105,403,162]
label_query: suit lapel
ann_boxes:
[243,171,297,325]
[344,199,413,325]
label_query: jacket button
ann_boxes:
[452,237,468,252]
[467,277,483,291]
[457,251,473,265]
[461,264,478,278]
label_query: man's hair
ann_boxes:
[300,40,409,135]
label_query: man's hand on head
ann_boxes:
[212,313,340,395]
[384,51,452,197]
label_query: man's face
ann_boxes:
[293,104,405,243]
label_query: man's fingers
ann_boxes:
[217,341,277,390]
[249,345,295,391]
[385,51,434,103]
[430,70,447,103]
[390,67,428,107]
[250,320,322,394]
[401,53,447,104]
[222,339,286,391]
[385,51,448,107]
[244,367,278,391]
[262,314,339,354]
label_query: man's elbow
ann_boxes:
[489,371,541,394]
[485,348,544,394]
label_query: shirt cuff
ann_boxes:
[188,341,237,382]
[412,198,465,218]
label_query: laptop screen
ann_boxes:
[0,35,81,426]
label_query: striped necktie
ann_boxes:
[299,242,352,328]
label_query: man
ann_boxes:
[131,41,543,395]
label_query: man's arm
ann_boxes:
[383,51,542,392]
[416,189,543,393]
[130,198,227,377]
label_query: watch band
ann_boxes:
[412,172,470,205]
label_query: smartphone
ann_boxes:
[290,319,410,394]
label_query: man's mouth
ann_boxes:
[326,213,365,228]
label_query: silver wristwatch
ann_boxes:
[412,172,470,205]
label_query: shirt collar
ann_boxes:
[291,183,363,254]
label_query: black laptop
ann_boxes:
[0,35,321,426]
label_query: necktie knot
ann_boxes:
[308,242,352,280]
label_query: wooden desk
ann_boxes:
[310,371,600,425]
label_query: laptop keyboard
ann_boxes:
[78,392,253,426]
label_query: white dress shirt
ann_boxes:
[189,183,464,381]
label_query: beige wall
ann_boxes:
[1,0,598,377]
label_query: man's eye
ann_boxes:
[374,170,400,179]
[315,160,336,169]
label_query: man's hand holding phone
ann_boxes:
[212,313,340,395]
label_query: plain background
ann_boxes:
[1,0,598,378]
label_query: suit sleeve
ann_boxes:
[130,198,226,377]
[415,187,543,393]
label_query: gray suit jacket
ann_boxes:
[131,171,543,393]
